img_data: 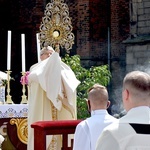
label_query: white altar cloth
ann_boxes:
[0,104,28,118]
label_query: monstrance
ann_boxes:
[38,0,74,53]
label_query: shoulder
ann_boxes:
[29,63,38,71]
[75,118,91,131]
[102,120,136,140]
[96,121,138,150]
[75,119,90,137]
[76,119,88,128]
[103,121,119,132]
[106,114,118,121]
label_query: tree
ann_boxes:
[62,54,111,119]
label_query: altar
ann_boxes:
[0,104,28,150]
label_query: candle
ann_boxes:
[7,31,11,70]
[36,33,41,62]
[21,34,26,72]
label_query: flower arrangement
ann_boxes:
[0,77,14,87]
[20,71,30,85]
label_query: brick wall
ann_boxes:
[0,0,131,112]
[110,0,129,114]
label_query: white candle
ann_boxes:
[21,34,26,72]
[36,33,41,62]
[7,31,11,70]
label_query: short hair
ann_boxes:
[40,46,54,55]
[123,71,150,103]
[88,84,108,105]
[123,71,150,92]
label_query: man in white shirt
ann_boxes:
[96,70,150,150]
[73,84,117,150]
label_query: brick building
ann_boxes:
[0,0,149,114]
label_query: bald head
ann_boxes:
[88,84,109,110]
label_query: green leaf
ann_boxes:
[62,54,111,119]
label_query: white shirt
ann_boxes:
[73,109,117,150]
[96,106,150,150]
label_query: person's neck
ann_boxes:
[91,108,106,112]
[91,106,106,111]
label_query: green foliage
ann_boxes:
[0,78,15,87]
[62,54,111,119]
[1,79,7,86]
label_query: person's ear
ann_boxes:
[124,89,129,100]
[107,100,110,108]
[86,99,91,113]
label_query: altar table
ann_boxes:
[0,104,28,150]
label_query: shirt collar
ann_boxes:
[91,109,108,116]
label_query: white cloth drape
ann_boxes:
[27,52,80,150]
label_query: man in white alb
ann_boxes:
[73,83,117,150]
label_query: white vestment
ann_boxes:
[27,52,80,150]
[96,106,150,150]
[0,134,4,150]
[73,110,117,150]
[0,71,8,80]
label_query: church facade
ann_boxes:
[0,0,149,114]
